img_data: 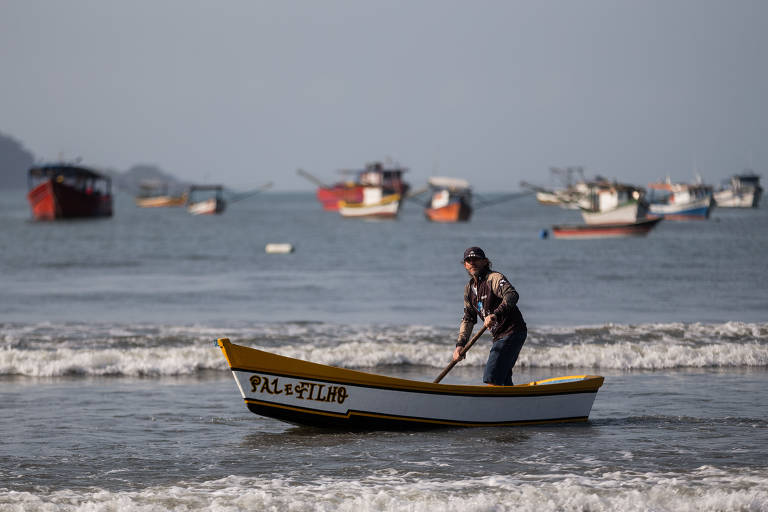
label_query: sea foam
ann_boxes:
[1,466,766,512]
[1,321,766,376]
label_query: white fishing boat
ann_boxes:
[217,338,604,429]
[580,181,648,225]
[338,187,401,218]
[713,173,762,208]
[648,180,714,220]
[186,185,226,215]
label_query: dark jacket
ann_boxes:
[457,268,526,345]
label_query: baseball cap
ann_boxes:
[463,247,486,261]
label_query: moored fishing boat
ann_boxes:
[551,217,663,239]
[580,181,648,224]
[27,164,113,220]
[713,172,762,208]
[217,338,604,429]
[134,181,187,208]
[301,162,410,211]
[186,185,226,215]
[338,187,401,218]
[647,180,713,220]
[424,176,472,222]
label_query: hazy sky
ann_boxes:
[1,0,766,190]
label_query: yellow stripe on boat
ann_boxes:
[217,338,603,396]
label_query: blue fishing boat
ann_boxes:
[647,180,714,220]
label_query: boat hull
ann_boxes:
[188,198,226,215]
[552,218,662,239]
[425,200,472,222]
[649,196,713,220]
[27,180,113,220]
[338,194,401,218]
[316,185,364,211]
[135,195,186,208]
[713,188,761,208]
[581,200,647,225]
[218,338,604,429]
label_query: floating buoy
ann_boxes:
[265,243,294,254]
[539,229,549,239]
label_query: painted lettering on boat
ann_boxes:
[249,375,348,404]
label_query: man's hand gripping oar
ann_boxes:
[433,326,487,384]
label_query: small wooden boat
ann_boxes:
[186,185,226,215]
[552,217,662,239]
[134,181,187,208]
[217,338,604,429]
[27,164,113,220]
[424,176,472,222]
[338,188,401,218]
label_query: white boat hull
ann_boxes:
[713,189,760,208]
[232,370,600,426]
[649,196,712,218]
[581,201,646,225]
[188,198,225,215]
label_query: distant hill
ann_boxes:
[0,131,185,194]
[0,132,35,189]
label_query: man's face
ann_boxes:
[463,257,487,277]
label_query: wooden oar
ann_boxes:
[433,326,487,383]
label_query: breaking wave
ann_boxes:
[1,321,767,377]
[2,466,767,512]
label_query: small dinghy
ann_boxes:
[217,338,604,429]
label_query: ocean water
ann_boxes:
[1,188,767,511]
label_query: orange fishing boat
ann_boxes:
[424,177,472,222]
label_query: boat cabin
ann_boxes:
[28,165,112,197]
[728,173,762,192]
[648,180,713,205]
[584,181,645,212]
[356,162,409,195]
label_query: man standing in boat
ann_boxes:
[453,247,527,385]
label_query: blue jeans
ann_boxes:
[483,330,527,385]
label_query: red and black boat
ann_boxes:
[551,217,663,239]
[27,164,113,220]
